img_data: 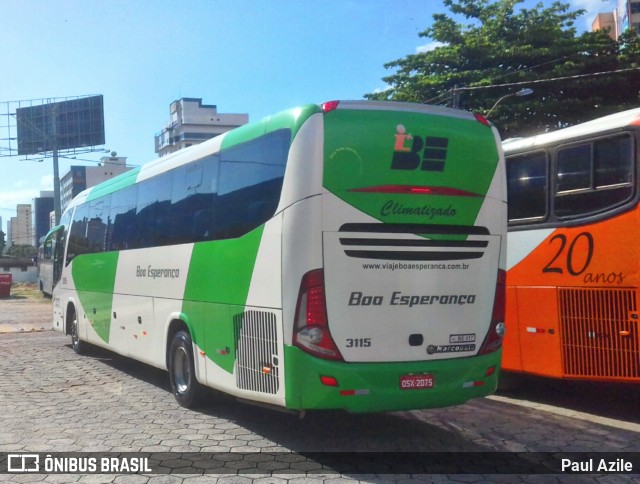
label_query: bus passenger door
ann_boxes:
[41,225,65,294]
[503,286,523,371]
[514,287,563,377]
[52,229,65,288]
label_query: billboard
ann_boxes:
[16,95,105,155]
[618,0,629,35]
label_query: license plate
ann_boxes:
[400,374,435,390]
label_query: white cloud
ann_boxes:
[0,188,39,222]
[371,84,392,94]
[416,41,445,53]
[570,0,616,30]
[571,0,613,11]
[39,175,54,191]
[0,175,57,224]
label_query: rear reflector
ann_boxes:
[320,375,339,387]
[340,389,370,396]
[463,381,486,388]
[485,366,497,377]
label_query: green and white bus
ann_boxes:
[49,100,506,413]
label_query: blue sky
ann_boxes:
[0,0,614,232]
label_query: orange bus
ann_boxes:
[503,107,640,382]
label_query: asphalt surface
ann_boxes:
[1,297,640,482]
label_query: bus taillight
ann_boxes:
[474,113,492,127]
[293,269,344,361]
[321,100,340,113]
[478,269,506,355]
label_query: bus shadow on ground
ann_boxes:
[79,343,487,448]
[72,345,564,474]
[497,372,640,425]
[68,342,171,391]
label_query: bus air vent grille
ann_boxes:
[559,287,639,380]
[234,310,280,394]
[338,223,489,261]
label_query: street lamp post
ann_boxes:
[486,88,533,118]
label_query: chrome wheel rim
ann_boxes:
[173,347,190,394]
[71,317,79,348]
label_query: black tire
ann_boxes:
[69,306,86,355]
[168,330,204,408]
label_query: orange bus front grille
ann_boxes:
[558,288,640,380]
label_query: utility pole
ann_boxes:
[51,104,61,225]
[452,85,461,109]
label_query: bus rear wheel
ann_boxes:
[168,330,203,408]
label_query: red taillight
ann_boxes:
[474,113,491,127]
[293,269,343,361]
[478,269,506,355]
[321,100,340,113]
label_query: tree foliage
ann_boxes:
[6,244,36,258]
[366,0,640,138]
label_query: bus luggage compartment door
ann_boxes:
[514,286,562,377]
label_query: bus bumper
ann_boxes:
[284,346,501,413]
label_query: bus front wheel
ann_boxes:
[69,306,86,355]
[168,330,203,408]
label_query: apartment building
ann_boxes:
[154,98,248,157]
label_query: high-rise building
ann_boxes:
[593,1,640,38]
[627,0,640,33]
[592,12,618,39]
[60,154,132,211]
[34,191,54,245]
[154,98,248,157]
[11,204,32,246]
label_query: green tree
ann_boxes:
[6,244,36,258]
[366,0,640,138]
[0,231,5,255]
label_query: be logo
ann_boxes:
[391,124,449,172]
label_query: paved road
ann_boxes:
[1,301,640,482]
[0,297,51,333]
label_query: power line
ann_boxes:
[453,66,640,93]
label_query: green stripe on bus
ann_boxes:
[71,251,119,343]
[182,226,265,373]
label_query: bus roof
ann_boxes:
[503,107,640,154]
[65,100,489,211]
[66,104,323,209]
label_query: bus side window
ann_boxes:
[107,185,138,251]
[136,174,173,249]
[86,196,111,253]
[67,205,89,265]
[215,129,289,239]
[171,155,218,244]
[555,135,634,218]
[507,151,548,223]
[43,238,53,260]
